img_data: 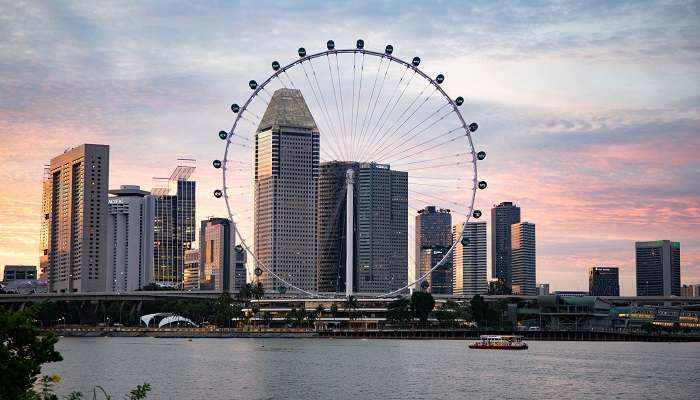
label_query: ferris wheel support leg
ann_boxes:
[345,169,354,297]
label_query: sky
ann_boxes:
[1,0,699,295]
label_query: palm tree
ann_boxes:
[345,295,359,321]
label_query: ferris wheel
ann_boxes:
[213,39,487,298]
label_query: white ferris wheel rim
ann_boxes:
[219,44,481,298]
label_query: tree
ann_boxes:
[386,297,411,326]
[213,292,242,327]
[251,283,265,300]
[0,306,62,399]
[410,292,435,325]
[487,279,512,295]
[433,300,461,327]
[345,295,359,320]
[330,303,338,317]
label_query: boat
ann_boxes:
[469,335,528,350]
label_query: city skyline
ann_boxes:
[1,2,699,295]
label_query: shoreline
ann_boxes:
[46,328,700,342]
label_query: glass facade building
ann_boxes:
[415,206,452,293]
[635,240,681,296]
[511,222,536,296]
[152,163,196,288]
[254,89,319,293]
[356,162,408,293]
[452,222,487,297]
[490,202,521,288]
[588,267,620,296]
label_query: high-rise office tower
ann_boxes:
[588,267,620,296]
[106,185,154,292]
[415,206,452,292]
[419,246,452,294]
[511,222,536,295]
[635,240,681,296]
[491,202,521,287]
[39,166,51,281]
[43,144,109,293]
[356,162,408,293]
[199,217,245,292]
[255,89,319,293]
[317,161,359,293]
[152,162,196,288]
[183,249,200,290]
[452,222,487,297]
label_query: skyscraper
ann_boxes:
[152,162,196,288]
[635,240,681,296]
[356,162,408,293]
[491,202,521,288]
[183,249,200,290]
[106,185,155,292]
[254,88,319,293]
[419,246,452,294]
[511,222,536,295]
[317,161,359,293]
[415,206,452,292]
[43,144,109,293]
[452,222,487,297]
[39,166,51,281]
[199,217,244,292]
[588,267,620,296]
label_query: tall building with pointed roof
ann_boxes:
[255,89,319,293]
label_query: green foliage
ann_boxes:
[213,292,242,327]
[0,306,62,399]
[386,297,412,326]
[468,295,503,329]
[487,279,512,295]
[410,292,435,324]
[344,295,359,320]
[433,300,462,326]
[329,303,338,316]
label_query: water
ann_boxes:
[44,337,700,399]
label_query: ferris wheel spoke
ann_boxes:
[355,56,388,155]
[362,66,409,149]
[368,100,450,161]
[384,127,465,164]
[308,58,343,157]
[299,62,344,161]
[326,54,346,147]
[362,81,432,161]
[392,152,468,168]
[370,106,454,162]
[334,52,348,142]
[350,52,357,160]
[356,58,393,156]
[274,74,288,89]
[410,189,471,211]
[282,70,297,89]
[352,52,366,160]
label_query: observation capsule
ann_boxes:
[213,160,222,169]
[254,267,263,277]
[477,151,486,160]
[412,56,420,66]
[278,286,287,294]
[472,210,482,219]
[218,130,228,140]
[461,236,471,246]
[478,181,487,190]
[298,47,306,57]
[356,39,364,49]
[235,245,244,253]
[272,61,280,71]
[213,189,222,198]
[327,40,335,50]
[436,74,445,84]
[385,44,394,55]
[469,122,478,132]
[230,103,240,113]
[421,280,430,289]
[249,80,257,90]
[455,96,464,106]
